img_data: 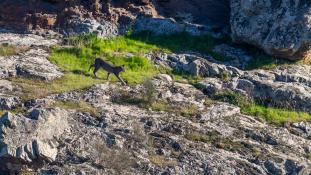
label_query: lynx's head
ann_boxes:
[117,65,125,73]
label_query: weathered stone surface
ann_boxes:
[213,44,252,68]
[156,52,311,114]
[0,33,58,47]
[64,18,120,38]
[134,17,211,36]
[197,78,224,94]
[199,103,240,121]
[196,65,311,114]
[0,108,69,171]
[0,76,310,174]
[149,53,243,77]
[0,48,63,80]
[0,80,13,92]
[0,94,20,110]
[230,0,311,60]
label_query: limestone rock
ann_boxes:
[0,94,20,110]
[0,33,58,47]
[134,17,211,36]
[65,18,119,38]
[0,49,63,80]
[0,108,69,170]
[230,0,311,60]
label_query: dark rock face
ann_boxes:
[0,0,231,36]
[155,0,230,29]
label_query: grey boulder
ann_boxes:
[230,0,311,60]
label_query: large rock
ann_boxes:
[0,33,58,47]
[0,94,20,110]
[198,64,311,114]
[64,18,120,38]
[134,17,212,36]
[0,48,63,80]
[0,108,69,172]
[149,53,243,77]
[230,0,311,60]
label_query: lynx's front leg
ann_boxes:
[114,73,126,85]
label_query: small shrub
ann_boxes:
[185,131,220,143]
[142,79,156,105]
[212,90,251,107]
[180,104,200,118]
[149,155,178,168]
[132,122,148,143]
[0,44,21,56]
[220,71,231,81]
[51,100,99,117]
[150,101,170,112]
[111,89,145,106]
[93,142,136,174]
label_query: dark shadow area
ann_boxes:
[127,31,295,70]
[154,0,231,30]
[72,69,92,77]
[127,31,231,54]
[233,43,296,70]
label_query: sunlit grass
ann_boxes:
[10,73,104,100]
[242,105,311,126]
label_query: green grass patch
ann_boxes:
[49,34,164,84]
[242,105,311,126]
[212,90,311,126]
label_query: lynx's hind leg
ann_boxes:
[93,66,100,78]
[106,73,110,80]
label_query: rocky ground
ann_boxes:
[2,0,311,174]
[1,30,311,175]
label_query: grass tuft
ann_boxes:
[51,100,99,117]
[242,105,311,126]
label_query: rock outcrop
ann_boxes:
[230,0,311,60]
[0,34,62,81]
[152,52,311,114]
[0,0,230,37]
[0,108,69,173]
[0,76,309,174]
